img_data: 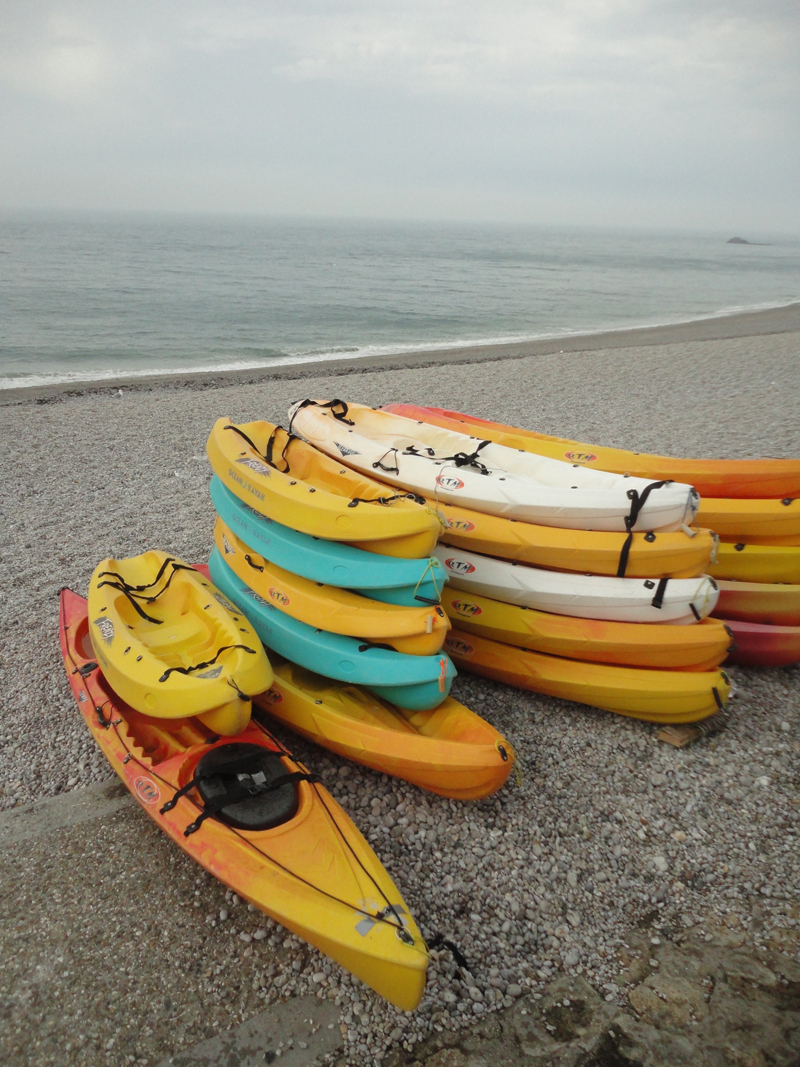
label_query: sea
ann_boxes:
[1,213,798,389]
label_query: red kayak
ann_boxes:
[724,618,800,668]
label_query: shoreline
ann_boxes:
[4,300,799,406]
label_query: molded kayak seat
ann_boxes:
[194,742,299,831]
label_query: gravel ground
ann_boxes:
[1,320,799,1065]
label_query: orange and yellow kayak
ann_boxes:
[443,630,731,723]
[441,586,731,671]
[383,404,800,500]
[255,656,514,801]
[59,589,428,1010]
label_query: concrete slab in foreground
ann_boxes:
[0,779,342,1067]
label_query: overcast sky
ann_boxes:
[1,1,798,230]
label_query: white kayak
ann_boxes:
[434,545,719,624]
[289,400,699,534]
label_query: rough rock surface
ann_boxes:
[381,932,800,1067]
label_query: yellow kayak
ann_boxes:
[383,404,800,499]
[207,418,441,559]
[87,551,272,736]
[710,541,800,584]
[696,497,800,541]
[255,656,514,800]
[444,630,730,723]
[441,587,731,671]
[438,501,713,578]
[213,518,450,656]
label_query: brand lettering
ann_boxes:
[446,638,474,656]
[451,600,482,616]
[436,475,465,491]
[93,616,115,645]
[444,558,476,575]
[227,466,266,502]
[269,588,290,607]
[447,519,475,532]
[134,777,161,805]
[564,451,597,463]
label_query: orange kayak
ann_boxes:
[254,656,513,801]
[440,586,731,671]
[443,630,730,723]
[383,404,800,500]
[59,589,428,1010]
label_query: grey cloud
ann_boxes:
[0,1,797,228]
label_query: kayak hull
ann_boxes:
[724,619,800,667]
[713,580,800,627]
[441,586,731,671]
[210,476,444,606]
[209,548,456,710]
[444,630,731,723]
[383,404,800,500]
[438,501,713,579]
[256,663,514,800]
[59,589,428,1010]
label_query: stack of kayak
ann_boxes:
[383,405,800,671]
[204,416,514,801]
[57,416,521,1012]
[288,400,734,723]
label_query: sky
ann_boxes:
[1,1,798,230]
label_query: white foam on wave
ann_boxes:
[1,296,797,391]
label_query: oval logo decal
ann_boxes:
[436,475,465,491]
[451,600,482,616]
[134,777,160,805]
[565,451,597,463]
[444,558,475,575]
[269,588,290,607]
[447,519,475,532]
[263,687,282,705]
[446,637,474,656]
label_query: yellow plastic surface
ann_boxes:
[207,418,441,558]
[437,502,713,578]
[87,550,272,733]
[710,541,800,584]
[696,497,800,541]
[213,518,450,656]
[254,657,514,800]
[441,587,731,671]
[444,630,730,723]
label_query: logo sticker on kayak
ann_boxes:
[565,451,597,463]
[446,637,474,656]
[246,589,273,609]
[222,533,235,555]
[196,666,223,680]
[134,777,160,805]
[236,457,272,476]
[444,558,475,575]
[269,588,290,607]
[436,474,465,491]
[262,688,282,705]
[447,519,475,532]
[451,600,482,616]
[335,441,361,457]
[213,592,240,614]
[93,616,115,646]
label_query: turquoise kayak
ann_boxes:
[209,476,445,607]
[209,548,456,711]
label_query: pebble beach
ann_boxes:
[1,306,799,1066]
